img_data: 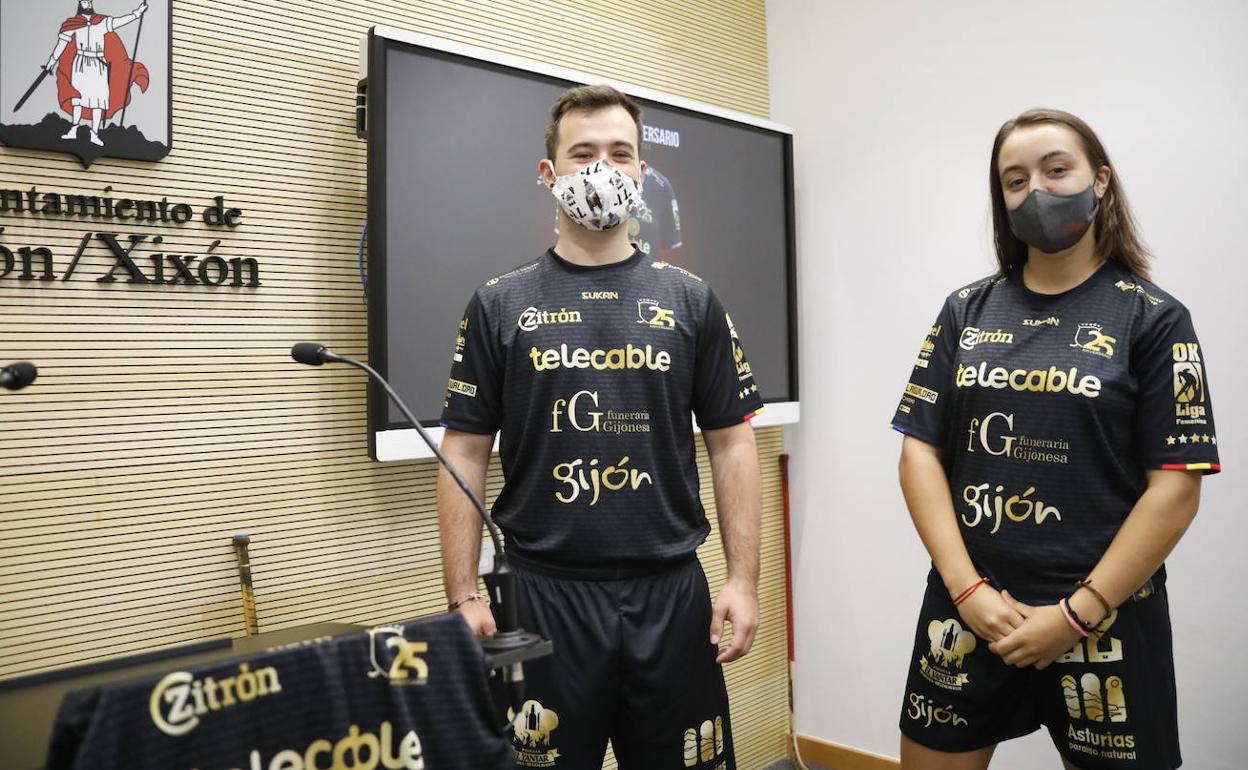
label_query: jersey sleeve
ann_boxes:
[693,290,765,429]
[890,299,958,446]
[439,291,503,435]
[1134,303,1221,473]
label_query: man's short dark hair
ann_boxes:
[545,85,643,159]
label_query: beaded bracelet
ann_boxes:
[953,577,990,606]
[448,591,489,611]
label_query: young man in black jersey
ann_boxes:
[437,84,764,769]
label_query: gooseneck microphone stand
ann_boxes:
[290,343,550,722]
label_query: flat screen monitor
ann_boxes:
[363,26,798,460]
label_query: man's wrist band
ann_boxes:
[448,591,489,611]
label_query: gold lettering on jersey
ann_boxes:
[1114,279,1164,306]
[961,482,1061,533]
[651,261,704,282]
[1067,722,1137,763]
[966,412,1069,464]
[956,362,1102,398]
[581,290,620,300]
[447,378,477,397]
[231,721,425,770]
[905,382,939,404]
[529,344,671,372]
[907,693,968,728]
[550,391,651,434]
[1058,609,1123,664]
[1172,342,1208,423]
[453,317,469,362]
[636,298,676,329]
[518,307,583,332]
[486,260,541,287]
[1070,323,1116,359]
[552,456,654,505]
[915,326,941,369]
[959,327,1015,350]
[149,663,282,736]
[1063,672,1135,762]
[726,314,753,381]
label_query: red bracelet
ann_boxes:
[953,577,989,606]
[1059,598,1091,638]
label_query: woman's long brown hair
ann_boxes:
[990,109,1151,280]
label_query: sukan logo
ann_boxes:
[0,0,171,167]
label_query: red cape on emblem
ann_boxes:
[55,14,150,121]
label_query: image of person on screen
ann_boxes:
[629,165,683,258]
[437,84,764,770]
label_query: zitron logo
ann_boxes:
[148,663,282,736]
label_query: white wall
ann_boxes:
[766,1,1247,767]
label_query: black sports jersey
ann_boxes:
[629,166,682,257]
[441,248,764,572]
[891,262,1220,604]
[45,614,511,770]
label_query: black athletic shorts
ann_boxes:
[899,580,1180,769]
[506,555,735,770]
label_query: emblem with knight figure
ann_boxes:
[0,0,170,167]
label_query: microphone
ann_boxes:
[1,361,37,391]
[289,342,548,716]
[290,342,345,366]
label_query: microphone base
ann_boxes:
[480,629,551,669]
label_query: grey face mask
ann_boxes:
[1007,186,1100,254]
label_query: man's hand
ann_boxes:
[711,578,758,663]
[136,2,148,15]
[987,591,1082,669]
[456,598,497,637]
[45,57,58,75]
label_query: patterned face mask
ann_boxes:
[547,159,643,231]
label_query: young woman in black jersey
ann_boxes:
[891,109,1220,770]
